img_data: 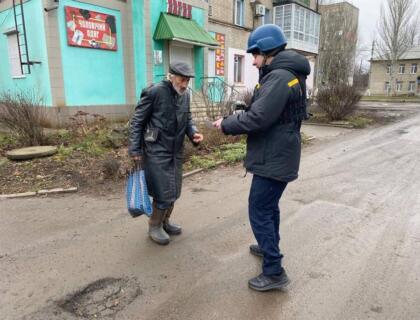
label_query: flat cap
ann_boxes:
[169,61,195,78]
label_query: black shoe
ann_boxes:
[248,270,290,292]
[249,244,263,257]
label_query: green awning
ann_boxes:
[154,13,220,48]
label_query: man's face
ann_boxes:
[171,75,190,95]
[252,53,265,69]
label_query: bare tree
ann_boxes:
[375,0,419,95]
[317,1,359,87]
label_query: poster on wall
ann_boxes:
[215,33,225,76]
[65,6,118,51]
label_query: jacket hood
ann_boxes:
[267,50,311,76]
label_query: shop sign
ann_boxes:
[215,33,225,76]
[65,6,118,51]
[167,0,192,19]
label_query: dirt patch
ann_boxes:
[0,124,244,195]
[0,147,131,195]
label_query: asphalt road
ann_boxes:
[1,110,420,320]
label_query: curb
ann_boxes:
[0,187,78,200]
[183,161,226,178]
[303,122,354,129]
[0,161,228,199]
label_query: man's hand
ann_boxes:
[131,155,143,169]
[213,118,223,131]
[193,133,204,144]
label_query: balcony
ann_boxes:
[273,3,320,55]
[273,0,311,7]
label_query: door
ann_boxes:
[169,41,194,90]
[170,41,193,67]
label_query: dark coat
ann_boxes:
[129,80,198,203]
[221,50,311,182]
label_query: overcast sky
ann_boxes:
[346,0,387,62]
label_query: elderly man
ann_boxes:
[129,62,203,245]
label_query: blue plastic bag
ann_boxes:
[126,169,152,217]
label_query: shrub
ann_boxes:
[317,84,361,121]
[0,90,47,146]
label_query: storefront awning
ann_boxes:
[154,13,220,48]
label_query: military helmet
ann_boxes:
[247,24,287,54]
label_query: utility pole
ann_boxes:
[368,40,375,95]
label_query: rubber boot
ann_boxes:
[148,203,170,245]
[163,204,182,235]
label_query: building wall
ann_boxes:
[146,0,207,90]
[0,0,52,105]
[132,0,147,99]
[56,0,126,106]
[369,60,420,95]
[317,2,358,87]
[208,0,274,90]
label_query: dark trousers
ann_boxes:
[153,199,173,210]
[248,174,288,276]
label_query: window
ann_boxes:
[386,65,391,74]
[411,63,417,74]
[233,55,243,83]
[396,81,403,91]
[234,0,244,26]
[262,8,272,25]
[385,82,390,92]
[274,4,320,53]
[6,31,22,77]
[408,81,416,92]
[399,64,405,74]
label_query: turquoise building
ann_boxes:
[0,0,217,124]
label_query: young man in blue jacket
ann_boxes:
[214,24,310,291]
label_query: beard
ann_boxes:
[173,84,187,95]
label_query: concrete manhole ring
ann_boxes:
[6,146,58,160]
[58,277,141,319]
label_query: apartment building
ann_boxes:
[317,0,359,87]
[369,46,420,96]
[207,0,320,92]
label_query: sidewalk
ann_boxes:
[301,123,353,140]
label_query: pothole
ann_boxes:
[58,277,141,319]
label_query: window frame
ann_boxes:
[234,0,244,27]
[398,64,405,74]
[411,63,417,74]
[233,54,244,83]
[396,81,403,92]
[408,81,415,92]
